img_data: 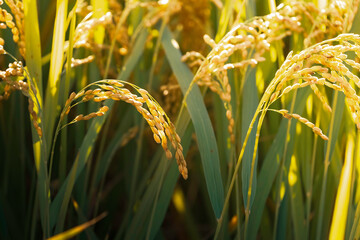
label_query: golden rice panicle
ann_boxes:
[181,51,205,69]
[262,34,360,131]
[0,60,26,100]
[73,11,113,49]
[71,55,95,68]
[186,3,306,144]
[69,10,114,73]
[0,2,16,52]
[63,80,188,179]
[0,1,27,100]
[2,0,25,57]
[196,2,304,80]
[279,109,328,140]
[0,56,42,138]
[28,97,42,138]
[281,1,319,27]
[304,0,360,47]
[136,88,187,179]
[142,0,181,27]
[103,0,181,66]
[310,84,332,113]
[76,0,93,17]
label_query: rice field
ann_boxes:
[0,0,360,239]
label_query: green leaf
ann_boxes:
[288,155,306,240]
[125,113,192,240]
[148,127,193,240]
[276,191,289,240]
[241,67,258,210]
[48,212,107,240]
[215,0,234,42]
[323,92,345,161]
[349,199,360,240]
[92,109,133,187]
[162,26,224,218]
[23,0,48,236]
[329,134,354,240]
[44,0,68,155]
[246,88,310,240]
[59,1,77,184]
[23,0,43,95]
[316,92,345,240]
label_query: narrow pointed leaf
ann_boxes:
[44,0,68,153]
[329,134,354,240]
[241,67,258,210]
[48,212,107,240]
[246,88,310,240]
[162,26,224,218]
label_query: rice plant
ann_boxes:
[0,0,360,239]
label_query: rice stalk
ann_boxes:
[2,0,25,57]
[304,0,360,47]
[305,114,321,238]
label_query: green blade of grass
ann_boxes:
[125,111,192,240]
[59,1,77,184]
[115,118,178,239]
[350,7,360,34]
[23,0,49,236]
[212,92,231,188]
[288,154,306,240]
[215,0,235,42]
[329,134,354,240]
[246,88,310,240]
[349,197,360,240]
[48,212,107,240]
[345,127,358,239]
[145,97,194,239]
[162,26,224,218]
[124,157,179,240]
[301,97,316,238]
[316,92,345,240]
[323,92,344,162]
[43,0,68,153]
[149,129,192,240]
[23,0,43,95]
[241,67,258,211]
[49,28,149,230]
[92,108,133,187]
[276,191,289,240]
[349,130,360,240]
[274,91,305,240]
[71,199,99,240]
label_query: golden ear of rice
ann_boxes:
[62,79,188,179]
[262,33,360,132]
[278,109,328,140]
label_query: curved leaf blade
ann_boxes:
[162,26,224,218]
